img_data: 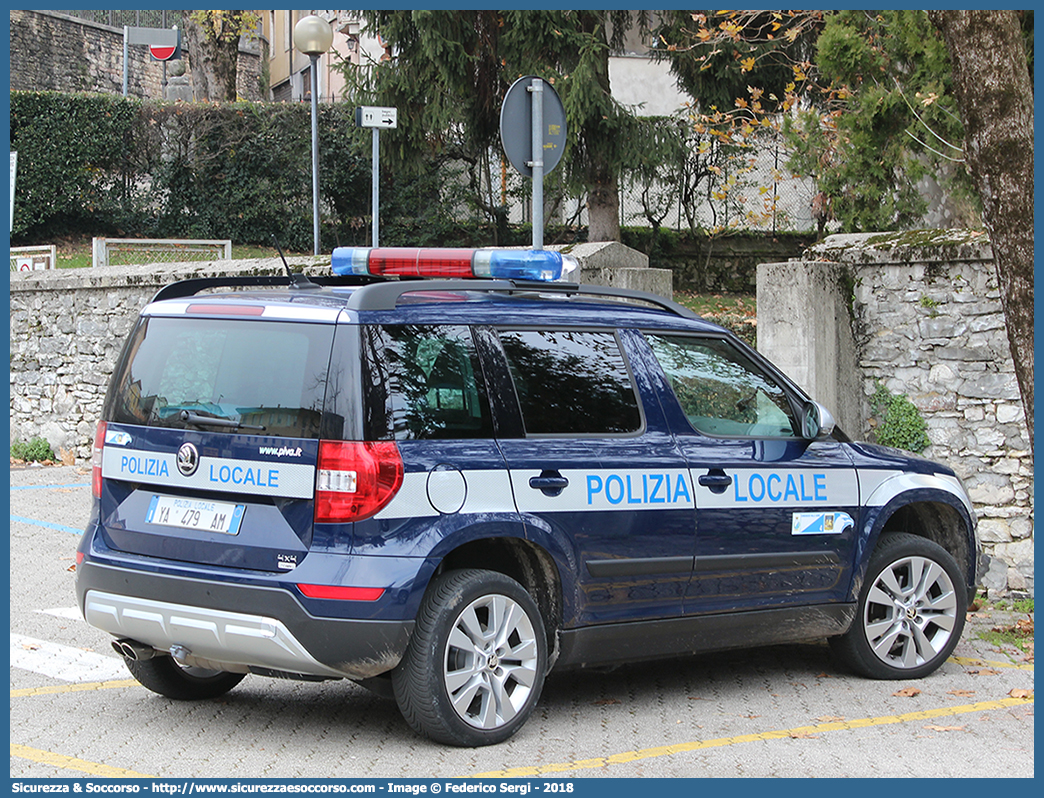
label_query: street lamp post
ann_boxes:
[293,15,334,256]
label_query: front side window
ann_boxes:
[106,317,333,438]
[365,325,493,440]
[646,333,799,438]
[498,329,641,436]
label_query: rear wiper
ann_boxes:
[179,410,266,431]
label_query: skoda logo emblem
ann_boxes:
[177,442,200,477]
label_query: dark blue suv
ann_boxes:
[77,248,979,746]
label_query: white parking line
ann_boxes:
[10,634,128,683]
[37,607,83,620]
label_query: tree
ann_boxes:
[340,10,658,242]
[181,11,257,101]
[929,10,1035,450]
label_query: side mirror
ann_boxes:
[802,401,836,441]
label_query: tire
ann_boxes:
[124,654,246,700]
[392,569,547,747]
[830,533,967,680]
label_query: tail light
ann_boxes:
[92,421,107,499]
[315,440,403,523]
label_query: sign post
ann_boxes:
[355,106,398,248]
[500,76,567,250]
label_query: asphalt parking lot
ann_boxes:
[9,464,1034,779]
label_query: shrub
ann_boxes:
[869,382,930,453]
[11,437,56,462]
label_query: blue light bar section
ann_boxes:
[331,247,372,276]
[473,250,577,282]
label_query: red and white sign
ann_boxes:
[149,43,178,61]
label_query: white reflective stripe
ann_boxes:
[373,469,518,520]
[101,447,315,499]
[141,301,190,316]
[862,470,974,515]
[695,468,859,509]
[261,305,341,322]
[513,468,695,513]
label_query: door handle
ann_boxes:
[529,471,569,496]
[698,470,733,494]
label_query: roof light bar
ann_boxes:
[331,247,578,283]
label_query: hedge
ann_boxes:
[10,91,491,252]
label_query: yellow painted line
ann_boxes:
[950,655,1034,671]
[470,696,1035,777]
[11,679,140,698]
[10,744,155,778]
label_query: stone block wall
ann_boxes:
[758,231,1033,596]
[9,9,263,101]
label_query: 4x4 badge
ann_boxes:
[177,442,200,477]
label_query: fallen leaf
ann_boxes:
[816,715,845,722]
[67,564,77,572]
[924,725,965,732]
[893,687,921,697]
[1008,688,1033,699]
[21,642,40,651]
[970,668,1000,676]
[1015,617,1033,633]
[688,696,706,701]
[816,672,834,678]
[593,697,620,706]
[789,731,818,739]
[948,689,976,697]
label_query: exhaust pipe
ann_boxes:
[112,638,158,661]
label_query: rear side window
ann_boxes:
[106,317,334,438]
[498,330,641,436]
[364,325,493,441]
[645,333,800,438]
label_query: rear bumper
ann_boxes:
[77,560,413,680]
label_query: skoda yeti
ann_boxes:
[77,247,979,746]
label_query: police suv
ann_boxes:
[77,248,979,746]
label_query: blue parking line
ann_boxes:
[10,483,91,491]
[10,514,84,535]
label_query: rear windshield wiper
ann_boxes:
[179,410,266,431]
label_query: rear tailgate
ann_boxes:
[99,424,318,572]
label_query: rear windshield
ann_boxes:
[105,316,335,438]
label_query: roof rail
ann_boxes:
[149,273,697,320]
[149,273,384,303]
[346,279,699,319]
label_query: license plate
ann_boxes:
[146,495,244,535]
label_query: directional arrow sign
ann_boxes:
[355,106,398,129]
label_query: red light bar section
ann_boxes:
[297,584,386,601]
[368,248,474,278]
[186,303,265,316]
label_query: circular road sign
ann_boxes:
[150,43,178,61]
[500,75,567,178]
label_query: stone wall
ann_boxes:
[622,231,815,294]
[757,231,1033,596]
[9,9,263,101]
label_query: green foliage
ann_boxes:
[11,437,56,463]
[338,11,662,238]
[10,92,458,251]
[869,382,930,453]
[786,11,970,231]
[10,92,143,237]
